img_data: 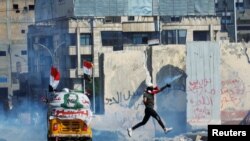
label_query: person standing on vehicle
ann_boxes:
[127,82,173,137]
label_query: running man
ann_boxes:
[127,82,173,137]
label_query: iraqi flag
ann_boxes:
[83,61,93,82]
[49,66,60,92]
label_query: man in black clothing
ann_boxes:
[127,82,173,137]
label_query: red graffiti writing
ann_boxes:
[193,106,211,119]
[188,78,217,122]
[189,79,212,90]
[221,92,242,109]
[222,79,240,86]
[188,78,216,96]
[189,95,213,106]
[221,79,245,109]
[53,109,89,117]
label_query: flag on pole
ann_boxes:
[83,61,93,82]
[49,66,60,92]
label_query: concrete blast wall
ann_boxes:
[92,42,250,140]
[186,42,221,128]
[93,47,187,140]
[220,41,250,124]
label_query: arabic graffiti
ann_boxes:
[188,77,247,123]
[221,78,245,110]
[105,91,133,105]
[52,109,89,117]
[188,78,216,121]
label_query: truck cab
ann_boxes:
[47,89,93,141]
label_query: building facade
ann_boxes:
[28,0,221,113]
[0,0,34,115]
[216,0,250,42]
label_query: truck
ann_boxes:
[47,88,93,141]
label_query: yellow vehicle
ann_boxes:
[47,89,93,141]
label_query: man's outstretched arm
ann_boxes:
[160,83,171,91]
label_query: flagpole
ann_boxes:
[83,79,85,93]
[83,60,94,112]
[92,74,95,113]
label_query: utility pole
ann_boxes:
[6,0,13,110]
[33,42,65,66]
[76,20,81,75]
[234,0,238,43]
[90,17,95,113]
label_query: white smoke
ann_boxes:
[144,48,152,86]
[0,100,47,141]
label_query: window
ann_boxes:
[101,31,123,46]
[68,33,76,46]
[104,17,121,23]
[238,26,250,30]
[0,77,7,83]
[23,6,28,11]
[0,51,6,56]
[178,30,187,44]
[193,31,210,41]
[170,17,181,22]
[128,16,135,21]
[162,30,187,44]
[80,33,92,46]
[215,0,218,10]
[21,50,27,55]
[13,4,18,9]
[236,0,244,11]
[160,16,171,22]
[0,88,8,98]
[133,33,148,44]
[29,5,35,10]
[123,32,159,45]
[221,12,232,24]
[167,30,176,44]
[70,56,77,68]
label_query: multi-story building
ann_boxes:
[215,0,250,42]
[0,0,34,116]
[237,0,250,41]
[27,0,221,114]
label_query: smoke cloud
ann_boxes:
[0,100,47,141]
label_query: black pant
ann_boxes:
[132,107,165,130]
